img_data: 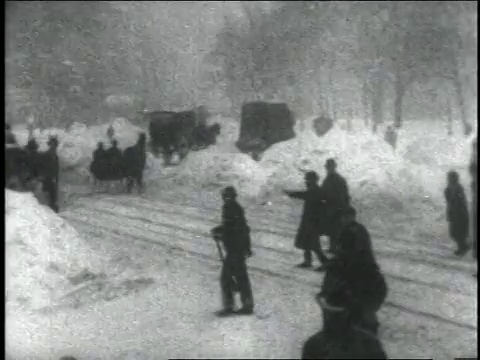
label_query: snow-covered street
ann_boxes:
[6,1,477,359]
[6,189,477,359]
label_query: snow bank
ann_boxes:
[169,120,467,232]
[260,125,427,208]
[172,147,268,198]
[5,190,105,311]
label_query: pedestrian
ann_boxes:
[444,170,470,256]
[5,123,17,145]
[301,291,388,359]
[470,139,477,261]
[107,124,115,143]
[321,206,387,335]
[106,139,123,179]
[211,186,254,316]
[321,158,350,253]
[42,136,60,213]
[284,171,329,271]
[384,125,397,149]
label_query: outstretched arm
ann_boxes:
[284,190,307,200]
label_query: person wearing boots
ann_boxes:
[284,171,329,271]
[445,170,470,256]
[212,186,254,316]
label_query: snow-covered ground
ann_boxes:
[6,116,477,359]
[6,193,477,359]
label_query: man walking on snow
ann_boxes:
[321,206,388,335]
[284,171,329,271]
[321,159,350,253]
[470,139,477,262]
[211,186,254,316]
[444,170,470,256]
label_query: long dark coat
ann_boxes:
[286,186,328,250]
[321,172,350,237]
[322,221,388,317]
[470,159,477,258]
[302,327,388,359]
[444,183,470,242]
[220,200,252,258]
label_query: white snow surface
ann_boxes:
[5,112,477,358]
[5,190,105,312]
[5,193,477,360]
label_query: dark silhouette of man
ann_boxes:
[212,186,254,316]
[321,158,350,253]
[445,170,470,256]
[284,171,329,271]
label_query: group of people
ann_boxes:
[6,119,477,358]
[210,158,389,358]
[90,139,124,181]
[90,126,147,194]
[210,145,477,358]
[5,122,60,212]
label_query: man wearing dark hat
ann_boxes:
[321,158,350,253]
[211,186,254,316]
[284,171,329,271]
[301,291,388,359]
[322,206,388,335]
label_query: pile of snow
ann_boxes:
[170,121,460,224]
[260,125,426,205]
[5,190,105,311]
[171,147,268,198]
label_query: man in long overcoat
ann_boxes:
[284,171,329,271]
[321,159,350,253]
[445,170,470,256]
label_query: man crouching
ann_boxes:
[211,186,254,316]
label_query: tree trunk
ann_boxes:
[371,77,384,133]
[393,75,405,129]
[361,81,370,127]
[346,109,353,132]
[446,99,453,136]
[453,73,472,136]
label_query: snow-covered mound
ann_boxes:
[170,121,465,227]
[260,125,424,205]
[5,190,105,311]
[171,147,268,198]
